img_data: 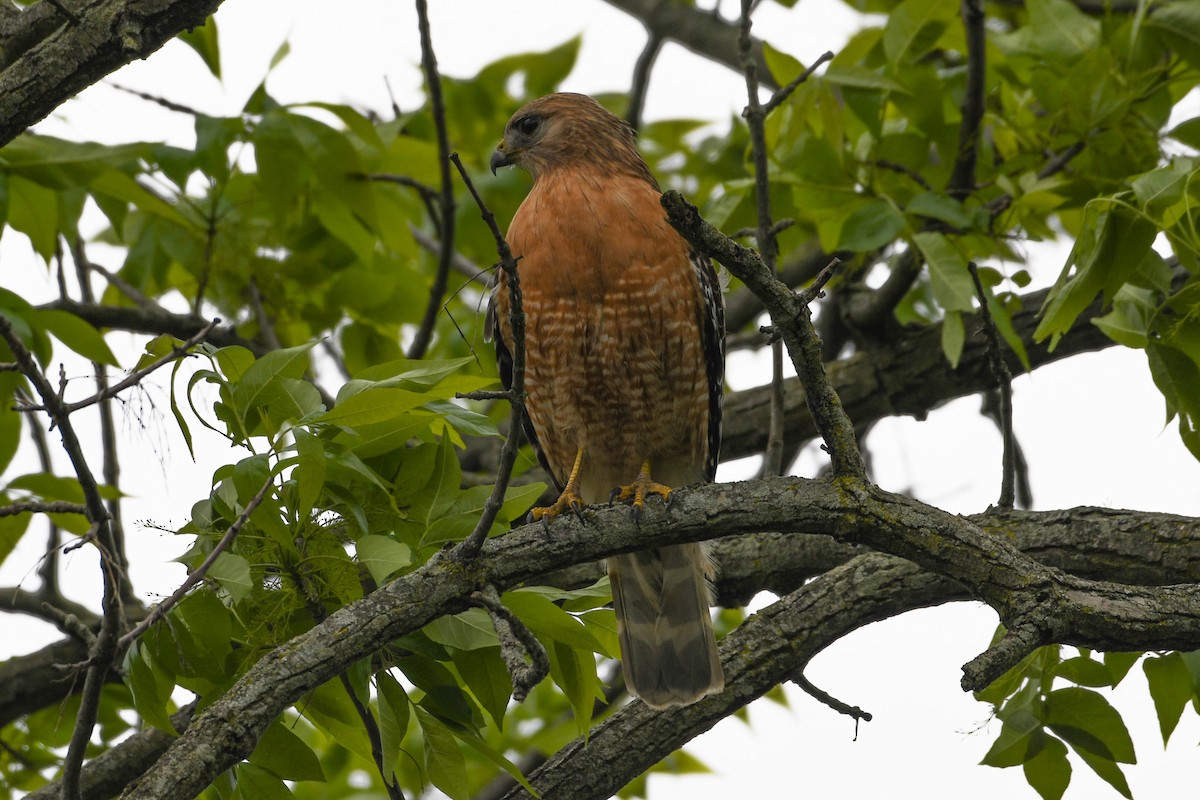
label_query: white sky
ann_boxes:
[4,1,1200,798]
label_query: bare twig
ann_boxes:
[793,672,873,733]
[737,0,785,478]
[340,673,407,800]
[947,0,986,199]
[108,82,203,116]
[661,192,866,479]
[968,263,1015,510]
[407,222,490,286]
[407,0,457,361]
[626,23,665,130]
[797,258,842,307]
[0,315,122,800]
[20,319,218,416]
[471,586,550,701]
[761,50,833,116]
[450,153,526,561]
[0,500,88,517]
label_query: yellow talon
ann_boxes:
[529,447,587,526]
[609,459,671,520]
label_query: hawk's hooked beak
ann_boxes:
[490,146,513,176]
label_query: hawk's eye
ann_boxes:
[515,115,540,136]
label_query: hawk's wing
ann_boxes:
[486,282,563,492]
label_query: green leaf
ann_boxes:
[1023,735,1071,800]
[941,310,965,368]
[415,706,469,800]
[7,175,58,260]
[229,343,317,420]
[835,199,906,252]
[907,192,973,229]
[913,232,975,312]
[1044,687,1136,763]
[235,764,294,800]
[453,727,539,797]
[377,672,411,785]
[1143,652,1193,745]
[883,0,952,67]
[292,428,325,522]
[1167,117,1200,150]
[547,640,596,737]
[1036,202,1157,342]
[1104,652,1143,686]
[355,534,412,584]
[208,551,252,603]
[452,647,512,730]
[399,654,482,728]
[178,17,221,79]
[1025,0,1100,61]
[981,706,1043,768]
[247,719,325,782]
[299,679,374,761]
[426,608,501,651]
[1075,749,1133,799]
[1053,656,1113,688]
[123,643,175,733]
[1145,0,1200,70]
[36,310,119,366]
[502,590,605,653]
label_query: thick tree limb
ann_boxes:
[0,0,227,147]
[602,0,777,88]
[118,476,1200,800]
[37,300,255,352]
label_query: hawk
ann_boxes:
[489,93,725,707]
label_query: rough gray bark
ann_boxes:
[0,0,226,146]
[118,477,1200,800]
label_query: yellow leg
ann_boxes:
[529,447,587,525]
[609,459,672,520]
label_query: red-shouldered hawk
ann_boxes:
[488,93,725,707]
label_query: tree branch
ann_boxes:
[0,0,228,147]
[118,476,1200,800]
[406,0,456,361]
[602,0,778,88]
[661,190,866,478]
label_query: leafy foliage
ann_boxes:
[0,1,1199,799]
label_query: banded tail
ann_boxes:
[609,542,724,707]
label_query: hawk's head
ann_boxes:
[490,92,651,184]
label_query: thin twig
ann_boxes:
[793,672,873,738]
[72,239,159,311]
[968,263,1015,510]
[117,474,275,650]
[44,0,80,24]
[626,24,665,130]
[108,82,203,117]
[407,222,490,286]
[457,390,512,402]
[947,0,985,200]
[761,50,834,116]
[339,673,407,800]
[797,258,843,306]
[450,153,526,561]
[0,315,121,800]
[20,320,219,416]
[737,0,787,479]
[661,191,866,479]
[407,0,457,361]
[0,500,88,518]
[470,586,549,701]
